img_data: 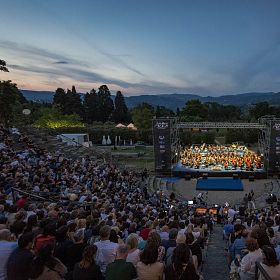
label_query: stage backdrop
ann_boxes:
[153,118,172,176]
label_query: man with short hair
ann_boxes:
[95,225,118,274]
[105,244,137,280]
[0,229,17,280]
[6,232,34,280]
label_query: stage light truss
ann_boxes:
[177,122,266,129]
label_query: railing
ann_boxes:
[255,262,272,280]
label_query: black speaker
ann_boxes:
[185,174,191,181]
[202,173,208,179]
[249,176,254,182]
[233,174,239,180]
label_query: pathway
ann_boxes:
[203,224,229,280]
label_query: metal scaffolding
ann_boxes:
[177,122,265,129]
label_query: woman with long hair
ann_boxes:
[73,245,103,280]
[30,243,67,280]
[136,244,164,280]
[146,231,165,262]
[260,245,280,280]
[165,244,199,280]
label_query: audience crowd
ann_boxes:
[1,125,280,280]
[180,144,262,171]
[0,126,210,280]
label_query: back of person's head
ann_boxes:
[109,229,118,243]
[245,238,259,252]
[185,232,195,245]
[80,245,98,269]
[18,232,34,249]
[140,244,158,265]
[55,225,68,242]
[0,229,11,241]
[43,222,56,236]
[116,244,129,259]
[74,228,85,243]
[147,231,161,247]
[126,233,138,250]
[172,243,191,276]
[176,233,186,244]
[30,244,56,279]
[169,228,178,240]
[262,245,279,267]
[99,225,111,239]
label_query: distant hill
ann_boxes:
[21,90,280,111]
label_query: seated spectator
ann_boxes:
[0,229,17,280]
[30,244,67,280]
[230,229,248,260]
[33,222,56,255]
[166,234,187,267]
[260,245,280,280]
[238,238,262,280]
[53,225,73,265]
[95,225,118,274]
[185,232,202,271]
[146,231,165,262]
[162,228,178,252]
[6,232,34,280]
[66,228,87,272]
[136,244,164,280]
[105,244,137,280]
[73,245,103,280]
[126,233,140,267]
[165,243,200,280]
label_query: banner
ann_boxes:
[268,120,280,172]
[153,119,172,175]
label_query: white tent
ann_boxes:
[116,123,126,128]
[127,123,137,130]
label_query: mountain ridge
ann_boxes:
[21,89,280,111]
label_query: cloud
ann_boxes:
[53,61,69,64]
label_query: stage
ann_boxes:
[172,163,267,179]
[196,178,244,191]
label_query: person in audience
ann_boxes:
[105,244,137,280]
[6,232,34,280]
[136,244,164,280]
[146,231,165,262]
[73,245,103,280]
[0,229,17,280]
[95,225,118,274]
[238,238,262,280]
[165,243,200,280]
[29,243,67,280]
[162,228,178,251]
[126,233,140,267]
[260,245,280,280]
[66,228,87,271]
[185,232,202,271]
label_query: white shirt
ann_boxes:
[126,249,140,267]
[94,240,118,273]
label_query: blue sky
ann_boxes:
[1,0,280,96]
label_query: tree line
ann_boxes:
[2,58,280,130]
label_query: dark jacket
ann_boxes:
[73,262,104,280]
[7,248,34,280]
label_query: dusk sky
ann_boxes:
[1,0,280,96]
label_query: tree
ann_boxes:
[112,91,130,123]
[155,105,174,118]
[249,102,272,120]
[0,81,27,125]
[131,103,154,129]
[180,99,208,121]
[0,59,9,72]
[97,85,114,122]
[83,88,100,123]
[53,86,83,117]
